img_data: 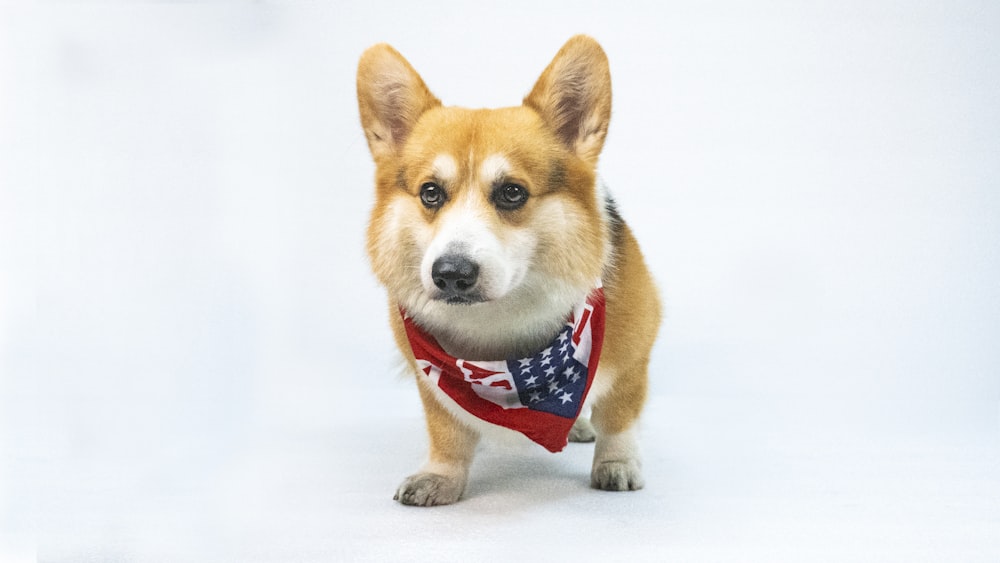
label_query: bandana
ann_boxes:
[401,286,606,452]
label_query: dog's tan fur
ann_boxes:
[358,35,661,506]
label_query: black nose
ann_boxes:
[431,254,480,296]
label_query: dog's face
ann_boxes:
[358,37,613,354]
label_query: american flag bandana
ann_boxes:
[401,286,606,453]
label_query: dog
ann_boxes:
[356,35,661,506]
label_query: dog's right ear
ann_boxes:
[357,44,441,161]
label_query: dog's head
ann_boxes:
[357,36,614,351]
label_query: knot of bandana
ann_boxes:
[400,286,606,452]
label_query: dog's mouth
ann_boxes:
[435,292,487,306]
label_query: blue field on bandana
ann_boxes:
[508,324,589,419]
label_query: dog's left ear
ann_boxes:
[524,35,612,165]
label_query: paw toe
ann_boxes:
[591,460,644,491]
[394,473,464,506]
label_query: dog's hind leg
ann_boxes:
[568,416,596,443]
[394,379,479,506]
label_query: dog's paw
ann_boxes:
[393,472,465,506]
[591,459,644,491]
[568,417,596,442]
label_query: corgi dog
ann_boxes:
[357,35,661,506]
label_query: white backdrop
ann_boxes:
[2,1,998,561]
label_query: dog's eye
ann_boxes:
[494,183,528,210]
[419,182,445,208]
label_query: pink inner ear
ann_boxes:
[523,37,611,162]
[551,83,588,146]
[379,82,413,145]
[358,44,441,156]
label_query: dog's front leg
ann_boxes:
[589,362,648,491]
[394,378,479,506]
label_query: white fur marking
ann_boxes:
[594,426,640,463]
[420,459,467,479]
[479,154,511,184]
[432,154,458,182]
[592,426,644,490]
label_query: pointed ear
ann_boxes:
[523,35,612,165]
[357,44,441,160]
